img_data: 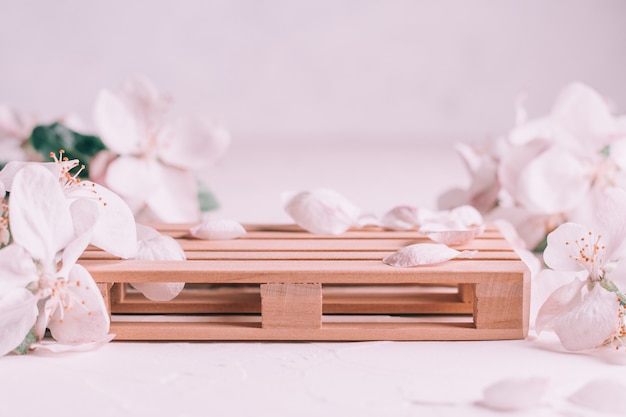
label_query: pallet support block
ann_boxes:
[473,281,528,330]
[261,283,322,329]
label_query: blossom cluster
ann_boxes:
[0,75,235,356]
[441,83,626,351]
[1,75,229,223]
[440,83,626,251]
[0,155,139,355]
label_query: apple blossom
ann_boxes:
[91,75,230,222]
[535,188,626,351]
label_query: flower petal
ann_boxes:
[93,89,144,155]
[551,83,618,149]
[144,165,201,223]
[130,224,186,301]
[283,188,361,235]
[535,278,585,335]
[0,244,38,292]
[0,288,38,356]
[383,243,476,267]
[47,264,110,344]
[480,377,549,411]
[0,161,67,192]
[158,116,230,170]
[543,222,588,272]
[118,75,170,124]
[422,226,485,246]
[592,187,626,261]
[9,164,74,262]
[568,379,626,414]
[379,205,419,230]
[31,334,115,353]
[552,284,621,351]
[103,156,160,202]
[515,146,589,214]
[129,281,186,302]
[67,181,138,259]
[190,217,246,240]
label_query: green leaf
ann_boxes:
[14,328,37,355]
[197,180,219,212]
[532,235,548,253]
[29,123,107,179]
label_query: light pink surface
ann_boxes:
[4,143,626,417]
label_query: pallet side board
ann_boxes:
[82,224,530,341]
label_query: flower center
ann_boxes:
[565,231,607,280]
[39,273,92,324]
[50,150,107,207]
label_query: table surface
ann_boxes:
[4,140,625,417]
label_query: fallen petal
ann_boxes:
[450,205,484,227]
[568,379,626,414]
[31,334,115,353]
[480,377,549,411]
[421,225,485,246]
[380,205,419,230]
[383,243,476,267]
[283,188,361,235]
[130,224,186,302]
[190,217,246,240]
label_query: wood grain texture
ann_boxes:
[82,223,530,341]
[261,283,322,329]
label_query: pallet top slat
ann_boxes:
[81,258,528,284]
[80,249,521,261]
[154,237,515,252]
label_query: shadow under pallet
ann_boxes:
[80,224,530,341]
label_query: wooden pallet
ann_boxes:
[80,223,530,341]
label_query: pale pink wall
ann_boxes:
[1,0,625,143]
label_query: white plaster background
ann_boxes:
[1,0,625,143]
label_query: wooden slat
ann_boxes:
[80,250,521,261]
[162,237,514,252]
[82,258,527,284]
[107,320,524,341]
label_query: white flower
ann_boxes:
[0,152,137,258]
[91,75,230,222]
[536,187,626,351]
[0,164,111,350]
[441,83,626,250]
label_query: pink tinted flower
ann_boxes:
[92,75,230,222]
[536,188,626,351]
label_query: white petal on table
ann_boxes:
[190,218,246,240]
[382,243,477,267]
